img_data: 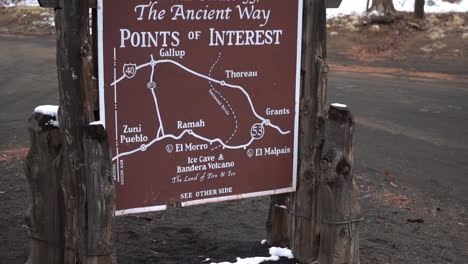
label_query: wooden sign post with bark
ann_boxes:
[25,0,116,263]
[25,0,359,263]
[266,0,361,263]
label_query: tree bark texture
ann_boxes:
[55,2,91,261]
[25,113,116,264]
[84,125,116,264]
[318,106,361,264]
[25,0,116,263]
[25,113,63,264]
[369,0,397,15]
[266,193,290,247]
[369,0,398,23]
[290,0,328,262]
[266,0,328,261]
[266,1,362,263]
[414,0,425,19]
[56,0,116,261]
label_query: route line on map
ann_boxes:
[149,55,166,138]
[208,52,238,151]
[111,55,290,162]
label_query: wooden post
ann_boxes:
[56,0,116,261]
[267,0,328,261]
[266,193,290,247]
[25,0,116,263]
[267,1,361,263]
[25,113,63,264]
[289,0,327,262]
[54,0,92,261]
[318,105,361,264]
[84,125,117,264]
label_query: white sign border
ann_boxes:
[97,0,304,216]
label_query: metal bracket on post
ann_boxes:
[37,0,62,9]
[88,0,97,9]
[326,0,343,8]
[38,0,96,9]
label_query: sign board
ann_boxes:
[98,0,303,215]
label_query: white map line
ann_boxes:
[151,88,165,138]
[149,55,165,138]
[112,57,290,134]
[208,52,238,151]
[111,55,291,161]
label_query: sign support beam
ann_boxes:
[266,0,361,263]
[25,0,116,263]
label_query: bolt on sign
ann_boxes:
[98,0,303,215]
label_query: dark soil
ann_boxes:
[1,149,466,263]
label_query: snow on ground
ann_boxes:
[210,247,294,264]
[328,0,468,17]
[0,0,38,7]
[3,0,468,14]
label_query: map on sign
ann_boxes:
[111,54,291,160]
[98,0,303,215]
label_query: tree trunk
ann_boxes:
[318,105,361,264]
[369,0,398,23]
[414,0,425,19]
[369,0,396,15]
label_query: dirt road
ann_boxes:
[0,35,467,263]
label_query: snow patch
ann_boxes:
[274,204,287,209]
[268,247,294,259]
[327,0,468,18]
[34,105,59,127]
[34,105,58,117]
[210,247,293,264]
[429,28,447,40]
[89,121,104,126]
[369,24,381,32]
[0,0,39,7]
[331,103,348,109]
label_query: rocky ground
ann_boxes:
[0,6,54,36]
[327,12,468,66]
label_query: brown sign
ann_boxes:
[98,0,303,215]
